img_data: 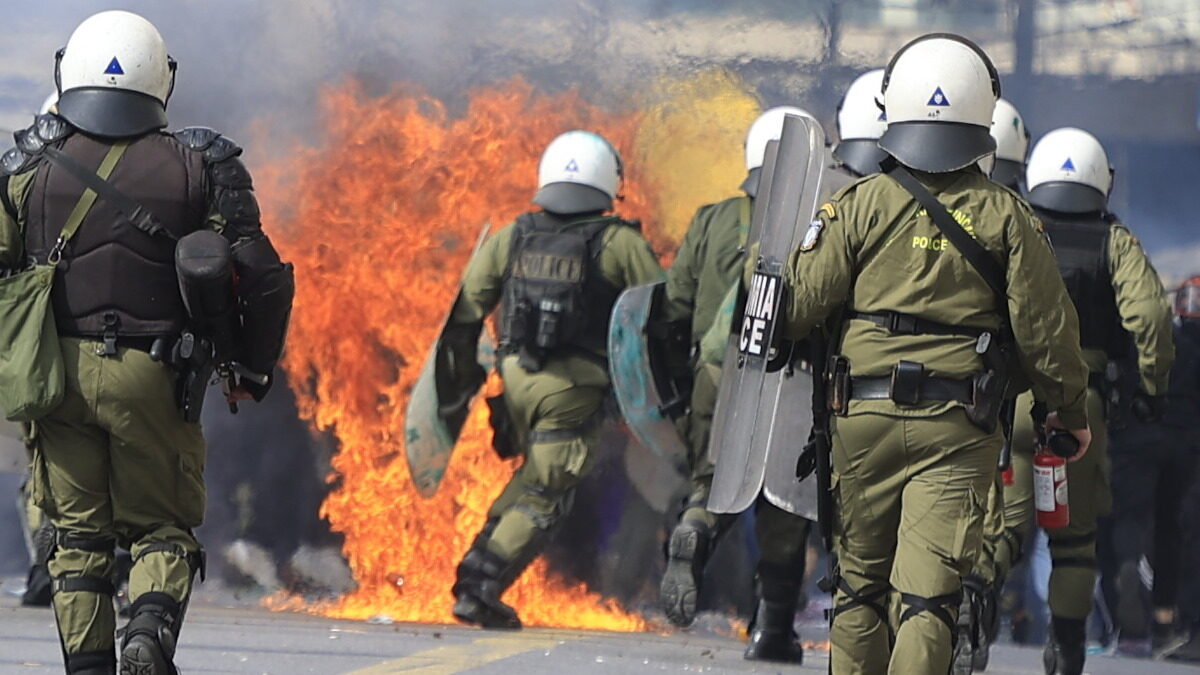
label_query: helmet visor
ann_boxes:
[990,158,1024,192]
[833,139,889,178]
[57,87,167,138]
[534,182,612,215]
[1027,182,1107,215]
[879,121,996,173]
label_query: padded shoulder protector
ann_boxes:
[3,114,73,176]
[174,127,259,235]
[171,127,244,163]
[171,126,220,152]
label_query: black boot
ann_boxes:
[120,592,182,675]
[452,548,521,630]
[66,650,116,674]
[660,519,714,627]
[955,574,998,673]
[1043,616,1086,675]
[744,578,803,664]
[21,563,52,607]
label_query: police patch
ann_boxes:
[800,219,824,252]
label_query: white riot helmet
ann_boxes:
[879,33,1000,173]
[834,69,888,177]
[534,131,622,215]
[1026,127,1113,214]
[55,11,176,137]
[39,92,59,116]
[988,98,1030,190]
[742,106,816,196]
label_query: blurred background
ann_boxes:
[1,0,1197,647]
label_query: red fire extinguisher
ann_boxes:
[1034,429,1078,530]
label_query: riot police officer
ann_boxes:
[659,105,817,663]
[982,98,1031,193]
[446,130,663,629]
[0,11,294,674]
[1001,127,1174,674]
[832,68,888,182]
[957,95,1033,674]
[774,35,1092,673]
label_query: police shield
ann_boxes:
[608,281,691,465]
[405,224,496,498]
[707,113,826,516]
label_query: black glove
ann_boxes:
[434,321,486,421]
[1131,389,1166,424]
[795,432,817,479]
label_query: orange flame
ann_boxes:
[258,71,759,631]
[259,79,657,629]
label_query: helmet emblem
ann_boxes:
[1061,157,1076,172]
[564,159,579,173]
[927,87,950,107]
[104,57,125,75]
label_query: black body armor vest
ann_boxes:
[499,211,626,368]
[1039,211,1128,357]
[23,130,207,337]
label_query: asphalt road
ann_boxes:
[3,592,1196,674]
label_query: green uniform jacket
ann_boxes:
[0,172,40,264]
[665,196,751,343]
[782,169,1091,428]
[1089,221,1173,394]
[451,214,665,348]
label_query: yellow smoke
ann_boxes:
[634,69,762,245]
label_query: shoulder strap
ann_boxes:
[46,141,129,264]
[501,212,536,282]
[42,142,177,243]
[886,164,1008,314]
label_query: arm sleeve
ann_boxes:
[0,171,35,269]
[699,282,738,366]
[605,225,666,289]
[450,225,511,324]
[1108,225,1174,395]
[0,178,21,268]
[781,206,855,339]
[664,208,706,322]
[1006,209,1090,428]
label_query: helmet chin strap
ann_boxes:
[164,56,178,107]
[53,48,64,97]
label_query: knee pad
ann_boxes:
[830,576,893,641]
[899,589,963,637]
[50,530,117,598]
[134,541,207,583]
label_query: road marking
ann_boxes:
[345,634,563,674]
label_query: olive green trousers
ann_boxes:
[1001,388,1110,619]
[830,408,999,675]
[483,354,608,565]
[30,339,205,658]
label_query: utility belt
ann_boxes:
[61,332,171,357]
[832,309,1014,433]
[498,341,608,373]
